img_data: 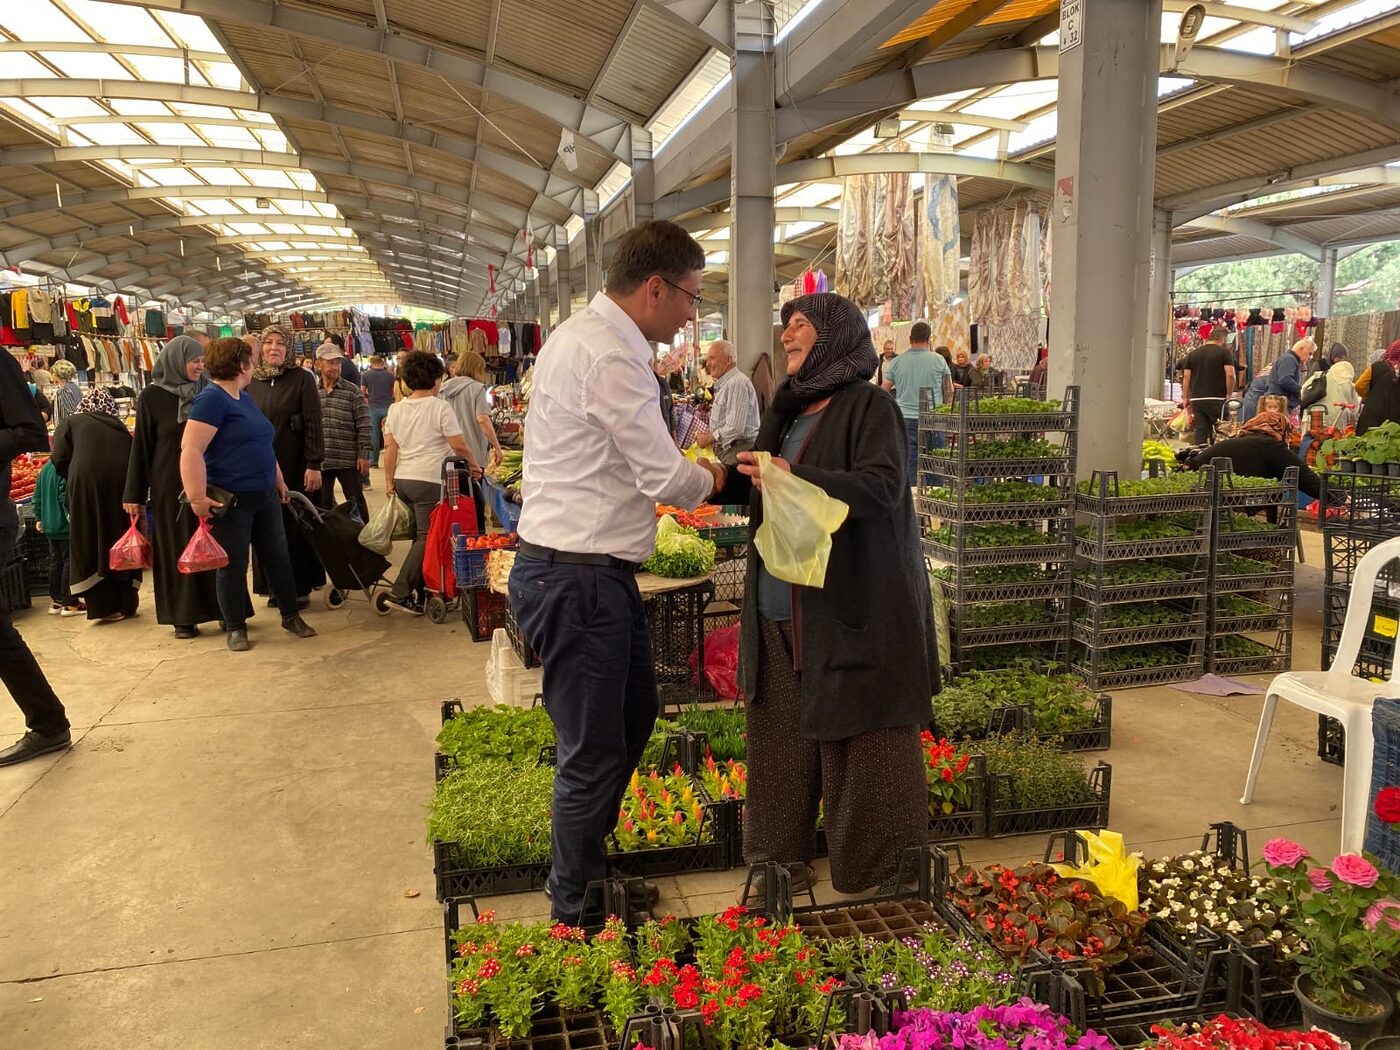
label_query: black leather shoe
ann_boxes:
[173,625,199,639]
[281,616,316,638]
[0,729,72,767]
[227,629,250,652]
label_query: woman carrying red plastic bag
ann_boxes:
[177,518,229,574]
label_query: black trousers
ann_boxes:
[318,467,368,522]
[1192,399,1224,445]
[1,613,67,737]
[508,554,658,922]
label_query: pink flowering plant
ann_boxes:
[834,999,1110,1050]
[1256,837,1400,1014]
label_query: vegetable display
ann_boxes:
[931,396,1062,415]
[643,515,717,578]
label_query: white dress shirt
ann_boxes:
[709,366,761,448]
[518,292,714,562]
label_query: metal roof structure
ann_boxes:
[0,0,1396,318]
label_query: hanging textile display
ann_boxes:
[835,143,917,317]
[968,201,1047,326]
[920,173,960,310]
[980,314,1044,374]
[931,301,972,361]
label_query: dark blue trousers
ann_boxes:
[508,553,659,922]
[209,487,299,630]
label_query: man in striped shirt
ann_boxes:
[314,343,370,520]
[697,339,760,467]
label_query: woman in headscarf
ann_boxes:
[441,350,503,528]
[247,324,325,608]
[123,335,225,638]
[1322,343,1358,430]
[1185,409,1329,503]
[721,292,937,899]
[51,389,140,622]
[1355,339,1400,436]
[49,359,81,423]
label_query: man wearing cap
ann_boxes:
[314,342,370,520]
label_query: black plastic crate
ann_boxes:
[0,556,28,614]
[793,897,953,943]
[1322,470,1400,538]
[505,602,540,669]
[1209,634,1292,676]
[934,696,1111,753]
[918,385,1079,435]
[1072,638,1205,692]
[986,762,1110,838]
[919,490,1074,524]
[1074,468,1214,517]
[711,542,747,604]
[645,580,713,695]
[22,526,49,598]
[462,588,509,642]
[1319,713,1345,766]
[446,1002,614,1050]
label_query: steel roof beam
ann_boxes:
[0,79,594,209]
[1175,214,1325,260]
[675,206,841,232]
[97,0,639,147]
[656,152,1052,218]
[1159,145,1400,213]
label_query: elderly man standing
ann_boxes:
[314,343,370,520]
[509,220,726,925]
[697,339,760,467]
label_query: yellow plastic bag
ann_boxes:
[751,451,849,587]
[1051,829,1143,911]
[684,443,718,464]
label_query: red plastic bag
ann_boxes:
[109,513,152,572]
[177,517,229,574]
[689,624,743,701]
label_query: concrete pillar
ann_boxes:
[553,230,572,322]
[632,127,655,226]
[1047,0,1162,480]
[538,261,553,329]
[582,189,602,299]
[1146,208,1172,400]
[728,0,776,375]
[1319,246,1338,318]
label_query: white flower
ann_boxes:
[1158,909,1172,920]
[1182,859,1196,871]
[1225,896,1238,905]
[1270,930,1283,941]
[1189,890,1200,900]
[1226,921,1244,934]
[1185,922,1199,932]
[1209,881,1223,891]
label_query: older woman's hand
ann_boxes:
[304,468,322,492]
[122,502,144,517]
[735,450,789,491]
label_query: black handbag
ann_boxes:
[179,484,237,518]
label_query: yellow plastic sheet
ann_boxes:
[1051,830,1142,911]
[751,451,849,587]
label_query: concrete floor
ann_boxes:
[0,503,1344,1050]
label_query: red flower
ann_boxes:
[940,767,955,783]
[1377,786,1400,824]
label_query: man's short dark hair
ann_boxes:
[1206,328,1227,343]
[605,220,706,296]
[400,350,445,391]
[205,337,251,380]
[910,321,932,344]
[328,332,345,350]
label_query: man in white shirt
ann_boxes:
[696,339,760,466]
[509,220,725,924]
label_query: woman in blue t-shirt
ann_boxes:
[180,337,316,652]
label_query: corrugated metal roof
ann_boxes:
[595,6,710,119]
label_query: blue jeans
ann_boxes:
[368,406,390,466]
[903,418,944,487]
[208,487,299,630]
[508,554,658,922]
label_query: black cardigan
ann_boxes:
[1189,433,1323,501]
[721,381,937,741]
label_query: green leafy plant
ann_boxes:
[643,515,717,578]
[1077,519,1191,542]
[933,668,1100,740]
[673,706,747,762]
[932,395,1062,415]
[1100,561,1190,585]
[963,602,1054,628]
[1096,644,1191,671]
[979,733,1096,810]
[929,437,1063,460]
[1217,636,1272,659]
[926,481,1064,504]
[820,930,1018,1011]
[929,524,1053,549]
[1098,603,1192,629]
[933,564,1053,585]
[1218,553,1274,576]
[437,705,556,766]
[1141,850,1303,960]
[429,761,554,867]
[1076,474,1203,497]
[1226,512,1277,533]
[1216,595,1272,618]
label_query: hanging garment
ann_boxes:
[921,173,960,310]
[835,142,917,315]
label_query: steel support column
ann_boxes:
[1147,209,1173,399]
[582,190,602,300]
[554,232,573,322]
[1047,0,1162,479]
[1319,246,1339,318]
[728,0,776,375]
[633,127,655,226]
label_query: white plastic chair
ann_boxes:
[1240,534,1400,852]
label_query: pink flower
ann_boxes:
[1308,868,1334,892]
[1262,838,1309,869]
[1365,899,1400,931]
[1332,853,1381,888]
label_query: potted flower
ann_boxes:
[1257,837,1400,1043]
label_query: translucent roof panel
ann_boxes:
[0,0,403,309]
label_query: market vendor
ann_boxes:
[722,291,936,901]
[508,220,726,926]
[697,339,760,467]
[1184,409,1331,504]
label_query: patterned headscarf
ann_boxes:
[151,335,207,422]
[1240,409,1290,443]
[253,324,292,381]
[773,293,878,411]
[1384,339,1400,372]
[50,359,76,381]
[75,388,120,418]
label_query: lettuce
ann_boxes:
[643,515,717,578]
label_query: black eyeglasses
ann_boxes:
[657,275,702,307]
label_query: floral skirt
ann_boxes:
[743,618,927,892]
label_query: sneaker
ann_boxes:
[48,602,62,615]
[95,613,126,623]
[59,604,85,618]
[384,595,423,616]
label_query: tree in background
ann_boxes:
[1173,243,1400,317]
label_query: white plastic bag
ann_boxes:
[359,493,411,554]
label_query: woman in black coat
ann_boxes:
[123,336,224,638]
[248,324,325,604]
[725,292,937,896]
[51,389,139,622]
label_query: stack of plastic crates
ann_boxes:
[1207,462,1297,676]
[918,387,1078,673]
[1319,470,1400,765]
[1071,467,1212,690]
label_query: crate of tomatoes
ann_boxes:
[451,531,518,590]
[9,453,47,504]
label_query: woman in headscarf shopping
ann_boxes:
[1356,339,1400,436]
[123,335,227,638]
[718,292,938,899]
[1185,409,1331,504]
[51,389,140,622]
[49,359,81,423]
